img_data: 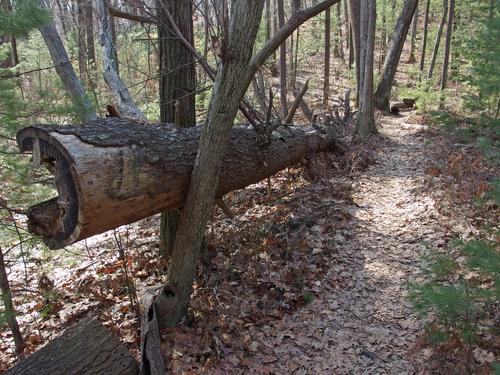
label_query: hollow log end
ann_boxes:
[17,126,79,249]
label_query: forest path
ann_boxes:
[228,114,440,374]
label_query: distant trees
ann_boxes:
[374,0,418,111]
[38,0,96,121]
[439,0,455,109]
[427,0,448,79]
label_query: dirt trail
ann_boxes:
[226,115,440,374]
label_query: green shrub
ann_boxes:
[409,239,499,346]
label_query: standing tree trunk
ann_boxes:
[323,6,331,108]
[0,248,24,360]
[157,0,196,259]
[407,1,418,63]
[427,0,448,79]
[346,0,360,103]
[358,0,377,136]
[38,0,96,122]
[266,0,272,42]
[419,0,430,73]
[95,0,146,120]
[153,0,266,329]
[348,23,353,69]
[277,0,288,116]
[439,0,454,109]
[85,0,96,70]
[379,0,387,74]
[336,1,344,59]
[332,4,340,58]
[374,0,418,111]
[77,0,86,79]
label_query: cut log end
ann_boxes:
[17,127,80,249]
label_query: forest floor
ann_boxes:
[2,110,496,374]
[203,112,434,374]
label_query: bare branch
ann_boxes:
[285,79,309,124]
[108,6,156,24]
[249,0,340,74]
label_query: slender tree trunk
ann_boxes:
[0,248,25,360]
[343,0,349,51]
[277,0,288,116]
[154,0,266,329]
[158,0,196,259]
[358,0,377,137]
[407,1,418,63]
[336,2,344,59]
[439,0,454,109]
[266,0,272,42]
[54,0,67,35]
[348,23,353,69]
[77,0,86,80]
[85,0,96,70]
[203,0,209,59]
[419,0,430,73]
[428,0,448,79]
[272,0,278,64]
[374,0,418,110]
[38,0,96,122]
[110,13,119,76]
[95,0,145,120]
[332,4,340,58]
[10,35,18,66]
[324,6,331,108]
[346,0,360,103]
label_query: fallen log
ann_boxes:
[17,118,340,249]
[6,317,138,375]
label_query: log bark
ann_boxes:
[17,118,340,249]
[5,317,138,375]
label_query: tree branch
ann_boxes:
[108,6,156,24]
[249,0,340,73]
[285,79,309,124]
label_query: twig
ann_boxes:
[285,79,310,124]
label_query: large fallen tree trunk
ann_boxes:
[17,118,340,249]
[6,317,138,375]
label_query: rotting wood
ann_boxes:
[17,118,342,249]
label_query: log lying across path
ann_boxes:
[17,118,340,249]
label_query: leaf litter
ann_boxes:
[2,112,496,373]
